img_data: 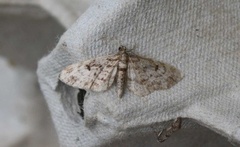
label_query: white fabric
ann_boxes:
[37,0,240,146]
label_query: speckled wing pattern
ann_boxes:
[59,55,119,91]
[127,55,182,97]
[59,46,182,98]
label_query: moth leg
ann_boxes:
[171,117,182,131]
[154,117,182,143]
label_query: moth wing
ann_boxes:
[59,55,119,91]
[127,55,182,97]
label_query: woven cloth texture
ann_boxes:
[37,0,240,146]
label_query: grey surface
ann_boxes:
[0,4,65,147]
[0,4,65,71]
[104,119,233,147]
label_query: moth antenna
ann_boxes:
[127,45,137,54]
[109,37,122,49]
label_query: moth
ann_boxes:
[154,117,182,143]
[59,46,182,98]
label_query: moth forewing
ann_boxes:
[59,55,119,91]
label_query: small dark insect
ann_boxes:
[77,89,86,119]
[154,117,182,143]
[62,42,67,47]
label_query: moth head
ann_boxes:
[118,46,127,52]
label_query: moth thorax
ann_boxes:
[119,53,128,69]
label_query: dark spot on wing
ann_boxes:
[67,75,78,84]
[86,65,91,70]
[118,68,127,71]
[106,64,112,68]
[84,82,89,86]
[107,57,118,61]
[93,82,99,87]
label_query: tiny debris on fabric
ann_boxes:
[59,46,182,98]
